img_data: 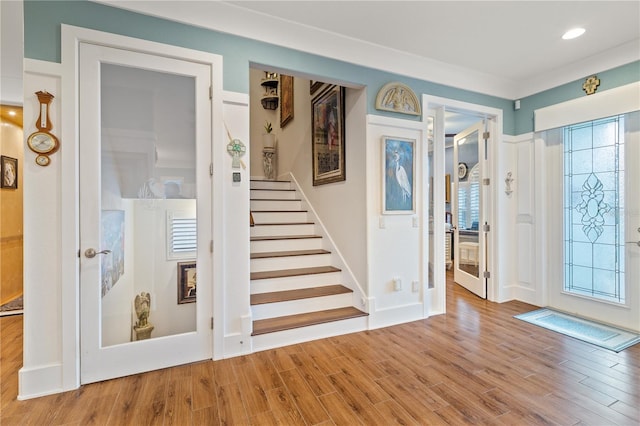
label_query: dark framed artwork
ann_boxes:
[382,136,415,214]
[312,85,345,185]
[280,74,294,128]
[1,155,18,189]
[177,261,196,304]
[310,80,324,95]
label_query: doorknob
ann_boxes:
[84,248,112,258]
[625,241,640,247]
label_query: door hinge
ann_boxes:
[210,240,214,253]
[209,163,214,176]
[483,271,491,279]
[483,178,490,186]
[483,131,490,140]
[210,317,214,329]
[209,86,213,100]
[483,223,490,232]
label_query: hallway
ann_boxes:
[1,275,638,425]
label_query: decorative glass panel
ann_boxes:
[564,116,625,303]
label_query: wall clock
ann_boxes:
[26,91,59,166]
[458,162,468,179]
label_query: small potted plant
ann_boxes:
[262,121,276,149]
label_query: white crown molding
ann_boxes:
[94,1,640,100]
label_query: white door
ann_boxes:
[550,112,640,331]
[453,121,487,298]
[79,42,213,383]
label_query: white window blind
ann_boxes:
[167,211,196,260]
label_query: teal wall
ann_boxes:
[24,1,639,136]
[515,61,640,134]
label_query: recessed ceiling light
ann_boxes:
[8,110,16,116]
[562,28,586,40]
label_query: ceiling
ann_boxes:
[97,0,640,99]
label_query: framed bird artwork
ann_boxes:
[382,136,416,214]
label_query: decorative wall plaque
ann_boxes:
[375,82,421,116]
[582,75,600,95]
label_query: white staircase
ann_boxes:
[250,179,368,350]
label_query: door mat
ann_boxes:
[0,296,23,317]
[515,308,640,352]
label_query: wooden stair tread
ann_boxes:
[250,179,290,183]
[251,266,340,280]
[251,249,330,259]
[252,307,368,336]
[251,235,321,241]
[251,284,352,305]
[253,222,314,226]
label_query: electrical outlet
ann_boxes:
[379,216,386,229]
[394,278,402,291]
[412,216,418,227]
[412,280,420,292]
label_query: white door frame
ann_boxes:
[60,25,225,388]
[422,94,502,310]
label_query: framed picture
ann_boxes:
[382,136,415,214]
[445,174,451,203]
[101,210,125,297]
[177,261,196,304]
[280,74,294,128]
[1,155,18,189]
[312,85,345,186]
[310,80,324,95]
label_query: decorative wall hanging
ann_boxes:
[224,122,246,169]
[260,71,279,110]
[375,82,421,116]
[280,74,294,128]
[312,85,346,185]
[101,210,125,297]
[582,75,600,95]
[382,136,416,214]
[1,156,18,189]
[26,91,60,166]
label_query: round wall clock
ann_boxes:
[458,162,468,179]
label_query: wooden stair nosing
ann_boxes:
[251,210,308,213]
[251,306,368,336]
[250,188,296,192]
[250,179,291,183]
[250,265,341,280]
[250,235,322,242]
[250,284,352,305]
[251,198,302,202]
[251,249,330,259]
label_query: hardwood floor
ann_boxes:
[2,274,638,425]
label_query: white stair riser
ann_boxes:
[251,189,297,200]
[251,316,368,352]
[252,211,309,224]
[252,293,353,320]
[251,224,315,237]
[251,272,342,294]
[251,238,323,253]
[250,253,332,272]
[250,181,291,190]
[251,199,302,211]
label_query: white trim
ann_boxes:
[18,364,62,400]
[534,82,640,131]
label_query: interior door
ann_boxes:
[453,121,487,298]
[79,42,213,384]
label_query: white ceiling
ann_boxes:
[97,0,640,99]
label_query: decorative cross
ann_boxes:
[582,75,600,95]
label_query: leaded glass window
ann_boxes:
[564,116,625,303]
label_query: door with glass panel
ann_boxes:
[555,112,639,331]
[79,43,213,383]
[453,121,487,298]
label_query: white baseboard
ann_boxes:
[18,363,66,400]
[369,302,424,330]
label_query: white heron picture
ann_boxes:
[383,136,415,213]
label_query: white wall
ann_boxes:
[366,115,428,328]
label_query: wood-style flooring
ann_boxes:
[1,274,639,425]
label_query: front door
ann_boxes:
[79,42,213,383]
[453,121,487,298]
